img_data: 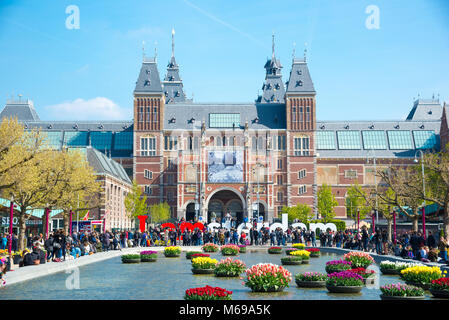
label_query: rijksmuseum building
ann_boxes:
[1,36,448,227]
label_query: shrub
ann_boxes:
[244,263,292,292]
[184,286,232,300]
[214,258,246,277]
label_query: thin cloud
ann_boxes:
[182,0,267,49]
[44,97,131,120]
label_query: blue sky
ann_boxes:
[0,0,448,121]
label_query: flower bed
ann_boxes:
[140,251,157,262]
[214,258,246,277]
[184,285,232,300]
[430,277,449,299]
[400,266,442,289]
[202,243,219,253]
[295,272,327,288]
[325,259,352,274]
[268,247,282,254]
[190,253,210,259]
[326,271,364,293]
[306,248,320,257]
[379,261,423,275]
[238,245,247,253]
[380,283,425,300]
[343,252,375,268]
[292,243,305,249]
[164,246,181,257]
[121,254,141,264]
[191,256,218,274]
[186,251,203,260]
[244,263,292,292]
[221,244,240,256]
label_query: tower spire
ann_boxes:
[171,28,175,58]
[304,42,307,62]
[142,40,145,61]
[154,41,158,62]
[272,31,275,60]
[292,42,296,61]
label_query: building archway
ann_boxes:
[206,188,245,224]
[186,203,196,222]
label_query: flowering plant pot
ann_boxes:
[164,246,181,257]
[184,285,232,300]
[220,244,239,256]
[429,289,449,299]
[121,254,141,263]
[281,256,302,265]
[285,248,297,256]
[306,248,321,257]
[191,257,218,271]
[268,247,282,254]
[326,271,364,293]
[202,243,219,253]
[140,251,157,262]
[380,283,425,300]
[348,268,376,285]
[325,260,352,274]
[430,278,449,297]
[379,261,423,275]
[244,263,292,292]
[214,258,246,277]
[186,251,203,259]
[292,243,305,249]
[238,245,246,253]
[400,266,442,288]
[343,252,375,269]
[295,272,327,288]
[192,268,215,274]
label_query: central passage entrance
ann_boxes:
[207,190,244,225]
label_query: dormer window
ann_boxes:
[169,76,174,81]
[320,125,325,129]
[395,125,400,129]
[420,124,425,129]
[73,124,78,130]
[175,91,180,97]
[296,80,303,87]
[145,69,150,75]
[144,80,150,86]
[344,125,349,129]
[369,125,374,129]
[297,70,302,75]
[48,124,52,129]
[275,83,280,89]
[428,110,433,115]
[99,124,104,129]
[189,118,195,124]
[169,117,176,124]
[164,91,168,96]
[253,117,259,123]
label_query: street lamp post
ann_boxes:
[414,150,426,240]
[8,196,14,255]
[253,163,264,223]
[191,163,199,222]
[367,149,378,224]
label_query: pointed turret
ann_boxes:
[162,28,188,104]
[256,34,285,104]
[134,54,163,94]
[285,58,315,94]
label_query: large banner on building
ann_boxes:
[208,151,243,183]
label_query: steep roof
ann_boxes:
[0,98,40,121]
[406,99,442,121]
[163,103,286,130]
[257,57,286,104]
[162,56,188,104]
[286,59,316,94]
[84,146,131,184]
[134,57,163,94]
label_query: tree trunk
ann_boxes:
[63,211,70,235]
[387,219,393,243]
[412,216,419,232]
[18,212,27,251]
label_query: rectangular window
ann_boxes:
[277,159,282,170]
[298,169,306,180]
[344,170,358,179]
[144,185,152,195]
[164,136,178,150]
[167,191,174,202]
[140,137,156,156]
[294,137,310,156]
[316,131,336,150]
[144,169,153,180]
[337,131,361,149]
[298,185,307,195]
[277,175,283,185]
[209,113,240,128]
[277,192,283,202]
[387,131,413,150]
[413,130,437,149]
[362,131,387,150]
[153,107,158,123]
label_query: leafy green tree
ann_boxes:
[317,184,338,223]
[346,183,371,226]
[149,202,171,224]
[282,203,313,223]
[124,180,148,219]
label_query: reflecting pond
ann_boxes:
[1,249,435,300]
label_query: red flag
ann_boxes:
[83,211,89,221]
